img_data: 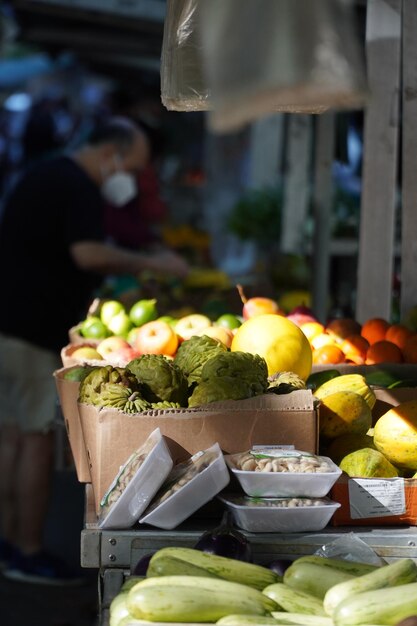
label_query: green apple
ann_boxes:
[175,313,212,340]
[157,315,177,328]
[100,300,125,326]
[216,313,242,330]
[129,299,158,327]
[127,326,141,347]
[107,311,133,337]
[80,317,109,339]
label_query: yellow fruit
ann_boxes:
[325,433,376,465]
[314,373,376,410]
[319,391,372,439]
[339,448,399,478]
[374,400,417,470]
[231,314,312,380]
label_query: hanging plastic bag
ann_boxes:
[199,0,368,131]
[160,0,210,112]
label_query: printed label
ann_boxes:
[250,445,309,460]
[348,478,406,519]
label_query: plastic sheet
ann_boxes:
[160,0,368,130]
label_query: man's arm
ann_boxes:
[70,241,189,278]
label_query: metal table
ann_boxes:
[81,486,417,626]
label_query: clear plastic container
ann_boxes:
[139,443,230,530]
[225,449,342,498]
[99,428,173,530]
[219,493,341,533]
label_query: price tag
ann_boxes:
[348,478,406,519]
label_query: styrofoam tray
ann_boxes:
[139,443,230,530]
[225,451,342,498]
[99,428,173,530]
[219,493,341,533]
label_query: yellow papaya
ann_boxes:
[319,390,372,439]
[314,374,376,410]
[374,400,417,470]
[339,448,399,478]
[325,432,376,465]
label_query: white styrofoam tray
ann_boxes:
[225,452,342,498]
[219,494,341,533]
[139,443,230,530]
[99,428,173,530]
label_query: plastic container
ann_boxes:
[139,443,230,530]
[219,493,341,533]
[225,449,342,498]
[99,428,173,530]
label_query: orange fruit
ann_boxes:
[361,317,390,345]
[402,335,417,363]
[300,321,325,342]
[311,332,337,350]
[312,344,346,365]
[365,340,403,364]
[341,334,370,365]
[326,318,362,343]
[385,324,414,350]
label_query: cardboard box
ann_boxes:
[78,390,318,514]
[331,474,417,526]
[54,367,91,483]
[330,386,417,526]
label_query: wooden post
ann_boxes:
[312,113,335,323]
[401,0,417,318]
[355,0,401,323]
[281,114,312,253]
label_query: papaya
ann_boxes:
[314,374,376,410]
[339,447,399,478]
[374,400,417,470]
[319,390,372,440]
[325,432,376,465]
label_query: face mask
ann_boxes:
[101,161,138,207]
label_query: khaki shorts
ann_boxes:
[0,333,61,433]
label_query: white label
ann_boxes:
[251,445,299,459]
[348,478,406,519]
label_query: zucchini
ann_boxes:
[333,581,417,626]
[271,612,333,625]
[263,583,326,616]
[217,616,279,625]
[324,558,417,616]
[283,562,354,599]
[292,555,378,576]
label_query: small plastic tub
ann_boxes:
[139,443,230,530]
[219,493,341,533]
[225,449,342,498]
[99,428,173,530]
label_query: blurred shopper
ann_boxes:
[0,116,188,583]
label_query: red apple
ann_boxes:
[237,284,283,320]
[96,336,132,358]
[286,304,318,327]
[134,320,179,356]
[108,346,141,365]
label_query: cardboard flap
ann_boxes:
[195,390,315,412]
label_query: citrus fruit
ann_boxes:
[312,344,345,365]
[231,313,312,380]
[402,334,417,363]
[361,317,390,344]
[385,324,413,349]
[80,317,109,339]
[365,340,403,364]
[129,299,158,327]
[216,313,242,330]
[326,318,362,343]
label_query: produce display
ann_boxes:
[228,451,333,474]
[109,547,417,626]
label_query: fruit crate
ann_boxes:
[80,486,417,626]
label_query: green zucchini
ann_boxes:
[271,611,333,625]
[263,583,326,616]
[283,562,355,599]
[333,581,417,626]
[324,558,417,616]
[217,616,279,625]
[292,555,378,576]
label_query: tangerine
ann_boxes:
[326,318,362,343]
[300,321,325,342]
[312,344,346,365]
[365,340,403,364]
[361,317,390,345]
[385,324,413,350]
[341,334,370,360]
[311,332,338,350]
[402,335,417,363]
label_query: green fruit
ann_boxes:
[158,315,177,327]
[127,327,141,346]
[81,317,109,339]
[100,300,125,326]
[129,299,158,327]
[63,366,95,382]
[340,447,399,478]
[216,314,242,330]
[107,312,133,337]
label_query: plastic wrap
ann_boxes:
[160,0,210,111]
[160,0,368,129]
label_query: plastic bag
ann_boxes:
[160,0,210,111]
[314,533,387,566]
[200,0,368,131]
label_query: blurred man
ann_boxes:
[0,116,188,583]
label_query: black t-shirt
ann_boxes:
[0,156,105,352]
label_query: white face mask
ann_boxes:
[101,155,138,207]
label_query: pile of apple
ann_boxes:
[70,298,244,365]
